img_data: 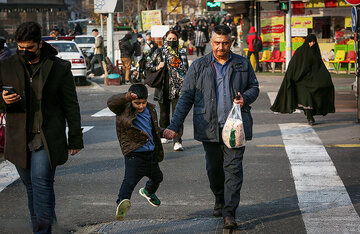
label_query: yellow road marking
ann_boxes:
[256,144,360,148]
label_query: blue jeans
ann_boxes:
[16,148,56,234]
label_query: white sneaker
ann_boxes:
[161,138,169,144]
[88,73,95,78]
[100,74,106,78]
[173,142,184,151]
[115,199,131,221]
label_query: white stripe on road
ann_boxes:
[91,107,115,117]
[279,123,360,233]
[268,92,301,113]
[0,126,94,193]
[0,161,19,192]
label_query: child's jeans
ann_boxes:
[117,151,163,204]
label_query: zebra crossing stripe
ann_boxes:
[91,107,115,117]
[279,123,360,233]
[0,126,94,193]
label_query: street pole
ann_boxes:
[107,13,114,64]
[100,14,103,36]
[285,0,292,68]
[357,7,360,122]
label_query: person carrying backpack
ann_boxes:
[246,26,262,72]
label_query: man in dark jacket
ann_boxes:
[119,33,133,83]
[0,22,83,233]
[163,25,259,230]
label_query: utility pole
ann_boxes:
[285,0,292,68]
[107,13,114,63]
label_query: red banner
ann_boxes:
[261,25,284,34]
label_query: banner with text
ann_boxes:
[141,10,162,32]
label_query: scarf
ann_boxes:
[162,41,187,99]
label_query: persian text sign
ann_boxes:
[142,10,162,32]
[291,17,313,28]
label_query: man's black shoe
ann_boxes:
[213,203,223,217]
[223,216,238,229]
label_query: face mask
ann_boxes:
[167,40,178,48]
[17,49,38,62]
[138,38,143,42]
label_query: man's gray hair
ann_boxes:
[211,25,232,39]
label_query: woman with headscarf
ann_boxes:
[270,34,335,125]
[146,30,188,151]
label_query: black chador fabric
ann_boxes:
[270,34,335,115]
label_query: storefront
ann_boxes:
[260,1,353,47]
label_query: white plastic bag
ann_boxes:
[222,103,246,148]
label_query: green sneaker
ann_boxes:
[139,188,161,207]
[115,199,131,221]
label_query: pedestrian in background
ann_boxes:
[0,36,11,60]
[146,30,188,151]
[0,22,83,233]
[119,33,133,83]
[107,84,164,221]
[194,26,206,57]
[246,26,261,72]
[163,25,259,230]
[270,34,335,125]
[89,28,104,78]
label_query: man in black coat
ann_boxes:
[0,22,83,233]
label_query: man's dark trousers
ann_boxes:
[117,151,163,204]
[202,141,245,218]
[90,54,104,74]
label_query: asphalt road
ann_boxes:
[0,74,359,233]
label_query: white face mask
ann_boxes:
[138,38,143,42]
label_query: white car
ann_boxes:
[74,35,95,57]
[48,40,87,79]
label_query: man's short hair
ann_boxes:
[211,25,232,39]
[128,84,148,100]
[92,29,98,32]
[15,22,42,43]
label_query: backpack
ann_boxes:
[252,37,263,52]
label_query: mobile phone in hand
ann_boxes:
[2,86,15,95]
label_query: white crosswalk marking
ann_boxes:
[279,123,360,233]
[91,107,115,117]
[268,92,301,113]
[0,126,94,193]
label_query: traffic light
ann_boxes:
[207,1,221,11]
[279,0,289,13]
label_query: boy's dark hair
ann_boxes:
[212,25,231,37]
[92,28,98,32]
[15,22,42,43]
[128,84,148,100]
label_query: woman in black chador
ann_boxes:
[270,34,335,125]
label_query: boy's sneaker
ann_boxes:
[139,188,161,207]
[115,199,131,221]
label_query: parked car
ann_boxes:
[74,35,95,69]
[48,40,87,85]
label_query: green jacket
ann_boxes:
[0,42,84,169]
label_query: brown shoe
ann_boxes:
[223,216,238,229]
[213,203,223,217]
